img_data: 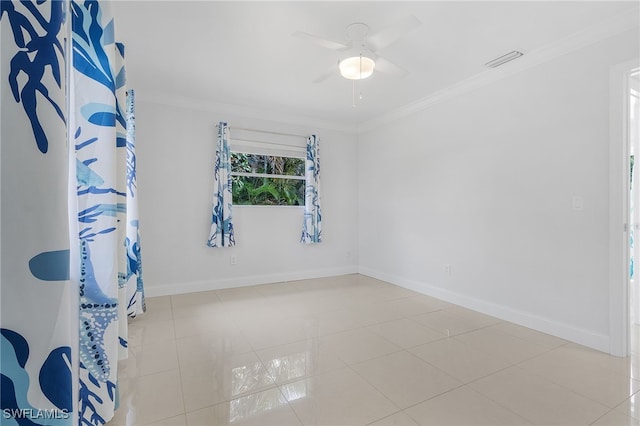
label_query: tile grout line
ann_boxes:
[169,295,190,424]
[140,275,639,425]
[508,352,637,413]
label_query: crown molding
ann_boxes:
[137,92,359,136]
[358,8,640,134]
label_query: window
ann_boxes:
[231,152,305,206]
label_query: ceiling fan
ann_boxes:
[293,16,421,83]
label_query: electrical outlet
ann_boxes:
[572,195,584,211]
[444,264,452,276]
[230,255,237,266]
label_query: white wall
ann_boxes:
[131,22,637,353]
[135,99,359,296]
[358,28,639,352]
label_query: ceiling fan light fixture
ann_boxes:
[339,55,375,80]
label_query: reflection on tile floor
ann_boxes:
[109,274,640,425]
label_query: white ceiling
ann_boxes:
[112,1,639,127]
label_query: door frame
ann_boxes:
[609,59,640,357]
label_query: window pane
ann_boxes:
[231,152,304,176]
[232,176,305,206]
[231,152,253,173]
[283,157,305,176]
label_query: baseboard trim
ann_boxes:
[359,267,611,354]
[145,265,359,297]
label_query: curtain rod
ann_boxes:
[230,137,306,150]
[216,124,308,139]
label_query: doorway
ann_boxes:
[609,61,639,357]
[628,69,639,354]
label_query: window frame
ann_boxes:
[229,150,306,207]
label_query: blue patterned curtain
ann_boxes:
[1,1,145,425]
[124,89,146,319]
[71,1,146,423]
[114,40,130,361]
[301,135,322,244]
[208,122,236,247]
[1,2,73,425]
[71,2,120,422]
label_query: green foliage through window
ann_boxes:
[231,152,305,206]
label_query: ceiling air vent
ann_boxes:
[485,51,523,68]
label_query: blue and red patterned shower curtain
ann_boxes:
[1,1,144,424]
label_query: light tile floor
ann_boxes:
[109,274,640,425]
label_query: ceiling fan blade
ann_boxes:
[374,57,408,77]
[292,31,350,51]
[367,15,421,52]
[313,64,338,83]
